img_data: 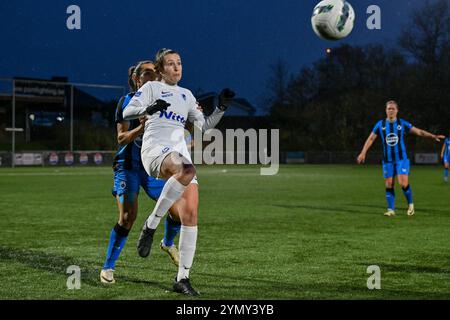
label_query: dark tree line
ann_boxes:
[267,0,450,152]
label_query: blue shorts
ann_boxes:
[112,166,166,201]
[382,159,410,179]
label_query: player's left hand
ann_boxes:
[433,134,446,142]
[146,99,170,115]
[357,153,366,164]
[218,88,235,111]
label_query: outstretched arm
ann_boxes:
[189,107,225,132]
[188,89,235,132]
[410,127,445,142]
[357,133,378,164]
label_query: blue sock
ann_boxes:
[103,224,129,270]
[445,168,448,178]
[386,188,395,211]
[163,215,181,247]
[402,185,413,205]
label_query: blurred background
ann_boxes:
[0,0,449,166]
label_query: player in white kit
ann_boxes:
[123,48,234,296]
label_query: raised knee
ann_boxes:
[181,164,196,180]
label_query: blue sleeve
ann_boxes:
[115,96,126,124]
[115,94,132,124]
[401,119,413,133]
[372,121,381,135]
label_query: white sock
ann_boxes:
[146,176,186,230]
[177,225,198,281]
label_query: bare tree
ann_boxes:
[267,60,290,107]
[399,0,450,66]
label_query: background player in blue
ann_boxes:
[100,61,182,284]
[357,100,445,217]
[440,132,450,183]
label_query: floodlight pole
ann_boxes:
[70,85,74,152]
[12,79,16,168]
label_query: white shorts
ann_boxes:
[141,145,198,184]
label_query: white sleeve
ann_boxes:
[122,82,154,120]
[187,93,225,132]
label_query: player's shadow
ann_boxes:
[143,264,307,296]
[274,204,450,216]
[349,204,450,215]
[177,270,450,299]
[0,245,168,291]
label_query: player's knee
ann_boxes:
[177,164,196,182]
[121,210,137,228]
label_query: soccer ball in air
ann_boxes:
[311,0,355,41]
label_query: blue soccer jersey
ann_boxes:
[372,119,413,163]
[112,92,144,170]
[444,138,450,160]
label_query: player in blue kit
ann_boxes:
[440,132,450,183]
[100,61,182,284]
[357,100,445,217]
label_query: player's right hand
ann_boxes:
[139,116,147,125]
[138,116,147,133]
[146,99,170,115]
[357,153,365,164]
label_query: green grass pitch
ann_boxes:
[0,164,449,299]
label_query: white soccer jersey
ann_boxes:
[123,81,224,157]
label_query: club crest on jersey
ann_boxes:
[181,93,187,101]
[135,91,142,97]
[386,133,399,146]
[159,110,186,125]
[397,125,402,130]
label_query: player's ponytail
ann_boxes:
[128,65,137,91]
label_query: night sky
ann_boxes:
[0,0,427,113]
